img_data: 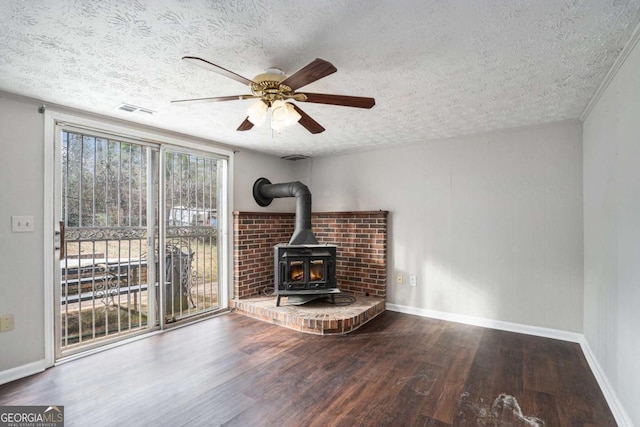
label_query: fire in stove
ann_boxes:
[275,244,337,293]
[310,260,324,281]
[290,261,304,282]
[289,260,325,282]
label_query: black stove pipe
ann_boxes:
[252,177,318,245]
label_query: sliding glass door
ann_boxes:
[161,149,223,323]
[54,124,227,358]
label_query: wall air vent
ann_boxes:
[117,103,155,115]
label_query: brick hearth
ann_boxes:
[230,295,385,335]
[232,210,388,334]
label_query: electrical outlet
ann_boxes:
[396,274,403,284]
[0,314,14,332]
[11,216,34,233]
[410,275,417,287]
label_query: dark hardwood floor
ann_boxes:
[0,311,615,426]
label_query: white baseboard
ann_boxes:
[385,303,632,427]
[578,338,634,427]
[385,303,583,342]
[0,359,46,386]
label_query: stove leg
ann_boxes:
[276,295,281,307]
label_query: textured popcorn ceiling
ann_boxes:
[1,0,639,157]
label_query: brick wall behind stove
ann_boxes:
[313,212,388,297]
[233,213,294,299]
[233,211,388,299]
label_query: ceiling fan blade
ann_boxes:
[182,56,255,86]
[237,117,254,131]
[280,58,337,91]
[298,93,375,109]
[171,95,257,104]
[291,104,325,134]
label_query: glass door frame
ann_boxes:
[44,110,232,366]
[159,145,229,326]
[55,124,160,358]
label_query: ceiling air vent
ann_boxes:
[281,155,309,161]
[117,103,155,115]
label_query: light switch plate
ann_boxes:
[11,216,34,232]
[0,314,14,332]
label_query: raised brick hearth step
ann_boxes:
[230,295,385,335]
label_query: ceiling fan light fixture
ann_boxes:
[285,102,301,125]
[247,100,268,126]
[271,100,288,122]
[271,100,301,131]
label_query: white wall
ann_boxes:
[583,35,640,426]
[233,150,296,212]
[305,121,584,332]
[0,96,46,373]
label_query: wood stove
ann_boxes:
[274,244,338,306]
[252,177,340,306]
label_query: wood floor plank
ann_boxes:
[494,338,524,395]
[428,344,478,424]
[520,389,561,426]
[461,329,500,398]
[0,311,616,426]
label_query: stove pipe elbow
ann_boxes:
[252,177,318,245]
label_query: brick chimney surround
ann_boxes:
[233,211,388,300]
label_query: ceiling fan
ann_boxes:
[172,56,375,134]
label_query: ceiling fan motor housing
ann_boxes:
[253,68,286,83]
[251,69,295,105]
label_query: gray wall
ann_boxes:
[233,150,296,212]
[0,96,45,372]
[304,121,584,332]
[583,36,640,425]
